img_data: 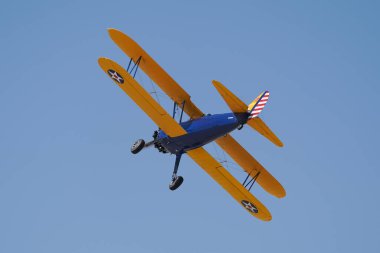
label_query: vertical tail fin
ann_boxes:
[247,91,270,119]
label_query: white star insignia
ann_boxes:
[107,70,124,84]
[241,200,258,213]
[111,72,121,82]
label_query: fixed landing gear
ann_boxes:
[169,175,184,191]
[169,153,184,190]
[131,139,145,154]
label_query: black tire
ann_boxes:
[169,176,184,191]
[131,139,145,154]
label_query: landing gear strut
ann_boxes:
[169,153,184,191]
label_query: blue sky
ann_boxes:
[1,0,379,252]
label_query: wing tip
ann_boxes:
[107,27,120,34]
[276,140,284,147]
[259,211,272,222]
[98,57,111,67]
[107,28,128,41]
[264,215,272,221]
[277,188,287,198]
[97,57,105,66]
[244,205,272,221]
[107,28,137,49]
[211,80,222,90]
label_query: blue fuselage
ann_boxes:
[157,112,248,154]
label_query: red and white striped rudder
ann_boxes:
[247,91,270,119]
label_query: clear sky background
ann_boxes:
[1,0,379,252]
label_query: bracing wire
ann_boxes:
[135,69,163,106]
[149,78,161,105]
[210,142,243,173]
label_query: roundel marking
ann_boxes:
[107,69,124,84]
[241,200,258,214]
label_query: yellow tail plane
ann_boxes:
[212,80,284,147]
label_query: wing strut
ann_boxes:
[172,100,186,123]
[243,171,261,191]
[126,56,142,78]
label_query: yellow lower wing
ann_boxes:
[187,147,272,221]
[215,134,286,198]
[98,57,186,137]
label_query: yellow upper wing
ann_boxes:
[98,57,186,137]
[187,147,272,221]
[108,28,204,120]
[215,134,286,198]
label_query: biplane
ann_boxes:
[98,28,285,221]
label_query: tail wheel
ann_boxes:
[131,139,145,154]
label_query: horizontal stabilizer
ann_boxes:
[247,117,284,147]
[212,80,247,113]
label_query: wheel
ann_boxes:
[131,139,145,154]
[169,176,184,191]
